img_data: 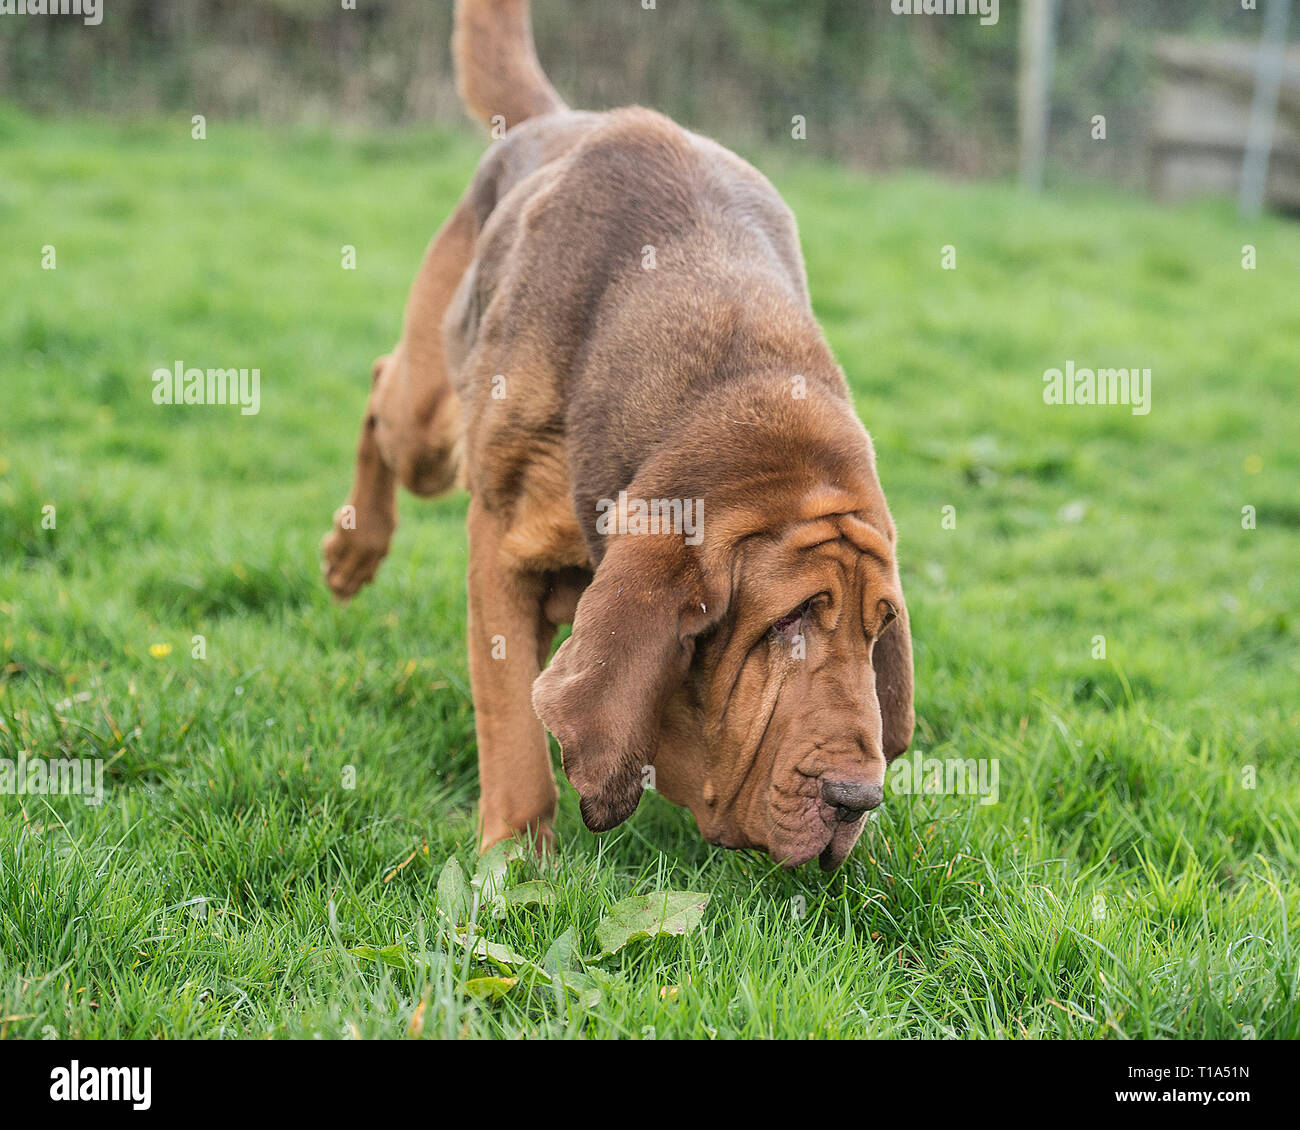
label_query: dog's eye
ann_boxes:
[771,602,808,635]
[878,600,899,632]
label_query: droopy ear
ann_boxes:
[531,534,723,833]
[875,596,915,760]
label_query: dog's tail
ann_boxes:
[453,0,566,132]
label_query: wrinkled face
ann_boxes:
[532,496,915,872]
[654,513,908,869]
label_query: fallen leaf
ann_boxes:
[472,840,517,911]
[495,880,556,914]
[464,976,518,1002]
[436,856,470,926]
[349,944,410,969]
[595,890,710,956]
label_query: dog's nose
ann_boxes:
[821,777,884,817]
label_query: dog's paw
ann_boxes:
[321,517,392,601]
[478,818,556,862]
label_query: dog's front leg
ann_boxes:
[323,391,398,601]
[466,498,558,854]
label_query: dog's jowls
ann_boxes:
[323,0,914,870]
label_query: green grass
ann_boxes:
[1,105,1297,1040]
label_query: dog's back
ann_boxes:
[448,1,849,566]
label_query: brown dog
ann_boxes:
[323,0,914,870]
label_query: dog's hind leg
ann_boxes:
[322,353,400,600]
[324,200,477,599]
[380,198,480,498]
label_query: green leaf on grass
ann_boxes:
[595,891,711,956]
[451,929,603,1009]
[349,943,411,969]
[494,879,556,914]
[473,840,517,911]
[436,856,471,926]
[464,975,519,1001]
[543,927,579,974]
[543,928,604,1009]
[453,934,545,978]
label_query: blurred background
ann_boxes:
[1,0,1296,209]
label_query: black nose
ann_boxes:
[821,778,884,817]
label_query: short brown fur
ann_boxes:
[323,0,914,869]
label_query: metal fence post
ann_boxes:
[1239,0,1294,218]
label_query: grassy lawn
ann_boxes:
[1,104,1297,1040]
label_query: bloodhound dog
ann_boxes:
[323,0,914,869]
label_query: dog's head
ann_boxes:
[532,386,913,869]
